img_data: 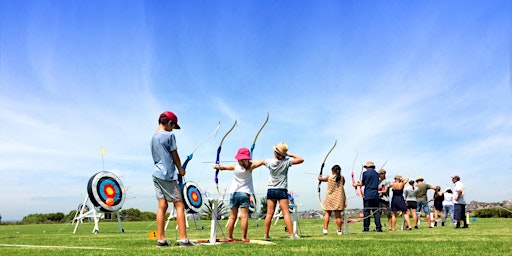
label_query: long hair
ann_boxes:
[332,165,342,183]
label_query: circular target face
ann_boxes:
[249,194,256,213]
[182,181,203,213]
[87,171,125,212]
[77,204,90,213]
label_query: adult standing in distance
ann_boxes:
[214,147,265,242]
[355,161,382,232]
[405,179,418,229]
[415,176,435,228]
[389,175,410,231]
[263,142,304,240]
[452,175,468,228]
[318,164,347,235]
[151,111,195,247]
[442,188,456,226]
[378,169,392,231]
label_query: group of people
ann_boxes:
[353,161,468,232]
[150,111,303,247]
[150,110,468,247]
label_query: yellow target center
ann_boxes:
[106,187,114,196]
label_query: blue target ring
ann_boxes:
[182,181,203,213]
[87,171,125,212]
[98,179,121,202]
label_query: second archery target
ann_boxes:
[87,171,125,212]
[182,181,203,213]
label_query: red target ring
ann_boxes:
[182,181,203,213]
[87,171,125,212]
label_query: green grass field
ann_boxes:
[1,217,511,255]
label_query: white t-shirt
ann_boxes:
[229,164,254,195]
[453,181,466,204]
[443,192,455,206]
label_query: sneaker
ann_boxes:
[156,239,170,247]
[414,226,419,229]
[322,228,328,235]
[289,234,300,239]
[242,238,250,243]
[337,230,343,235]
[264,235,272,241]
[179,239,196,247]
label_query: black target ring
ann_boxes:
[87,171,125,212]
[182,181,203,213]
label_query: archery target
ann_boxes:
[182,181,203,213]
[87,171,125,212]
[249,194,256,213]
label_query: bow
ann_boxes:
[215,119,237,197]
[350,150,360,196]
[317,140,337,207]
[250,112,269,158]
[179,121,221,187]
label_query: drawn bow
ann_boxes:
[214,119,237,197]
[179,121,221,187]
[318,140,337,208]
[250,112,269,158]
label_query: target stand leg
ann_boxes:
[116,210,124,233]
[343,210,349,234]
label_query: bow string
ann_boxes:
[215,119,237,197]
[318,140,337,208]
[179,121,221,187]
[350,150,360,196]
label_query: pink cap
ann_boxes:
[235,148,251,160]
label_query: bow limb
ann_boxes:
[215,119,237,197]
[179,121,221,187]
[351,150,360,196]
[318,140,337,208]
[250,112,269,158]
[359,164,364,197]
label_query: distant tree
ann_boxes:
[472,207,512,218]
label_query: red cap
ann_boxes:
[159,111,180,129]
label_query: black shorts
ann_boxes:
[407,201,417,210]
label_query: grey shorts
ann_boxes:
[153,176,182,202]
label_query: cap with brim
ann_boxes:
[416,176,424,181]
[160,111,181,129]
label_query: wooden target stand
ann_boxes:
[73,171,126,234]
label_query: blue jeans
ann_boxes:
[363,198,382,231]
[417,201,430,215]
[443,205,455,223]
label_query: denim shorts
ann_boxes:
[230,192,250,209]
[417,201,430,214]
[266,188,288,200]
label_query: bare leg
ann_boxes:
[403,211,410,229]
[278,199,295,237]
[323,210,331,230]
[264,199,277,238]
[391,212,397,231]
[334,210,342,231]
[173,201,188,240]
[240,207,249,239]
[156,199,168,241]
[227,208,238,239]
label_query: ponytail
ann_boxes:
[332,165,342,183]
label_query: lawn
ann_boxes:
[0,217,510,255]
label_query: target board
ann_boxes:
[87,171,125,212]
[249,194,256,213]
[181,181,203,213]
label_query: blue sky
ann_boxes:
[1,1,511,221]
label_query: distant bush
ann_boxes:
[472,207,512,218]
